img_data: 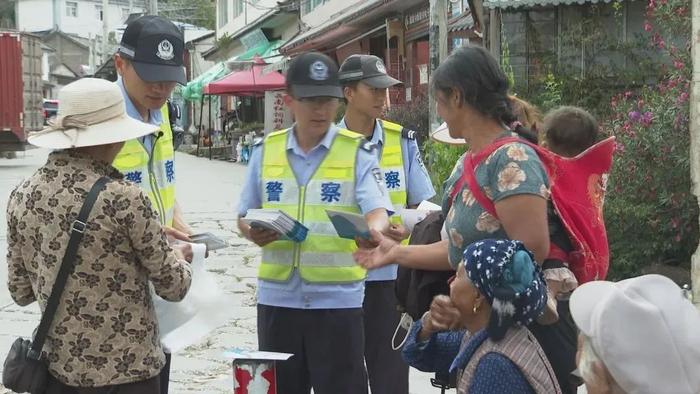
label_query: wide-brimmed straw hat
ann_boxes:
[430,122,466,145]
[28,78,158,149]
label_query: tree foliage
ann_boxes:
[159,0,215,30]
[0,0,15,29]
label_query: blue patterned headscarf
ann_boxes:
[462,239,547,341]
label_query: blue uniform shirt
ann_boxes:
[117,77,162,152]
[237,125,394,309]
[338,118,436,281]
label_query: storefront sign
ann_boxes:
[418,64,428,85]
[265,91,292,133]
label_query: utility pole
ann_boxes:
[428,0,449,136]
[102,0,109,63]
[690,0,700,307]
[52,0,61,29]
[145,0,158,15]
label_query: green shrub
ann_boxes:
[603,0,694,279]
[422,141,466,201]
[383,95,430,140]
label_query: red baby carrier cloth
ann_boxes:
[457,136,615,284]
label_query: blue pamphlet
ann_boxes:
[326,210,370,240]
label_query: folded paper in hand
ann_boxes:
[400,200,443,233]
[241,209,308,242]
[326,210,370,240]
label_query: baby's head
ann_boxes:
[543,106,598,157]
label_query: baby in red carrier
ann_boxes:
[538,106,601,324]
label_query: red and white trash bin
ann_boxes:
[225,349,293,394]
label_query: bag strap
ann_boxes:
[463,154,498,217]
[451,137,521,216]
[28,176,110,360]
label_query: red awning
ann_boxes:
[204,58,286,95]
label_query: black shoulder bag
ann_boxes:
[3,177,109,394]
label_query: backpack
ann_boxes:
[458,136,616,284]
[395,210,453,322]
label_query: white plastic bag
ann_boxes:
[153,243,229,352]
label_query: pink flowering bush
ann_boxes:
[604,0,695,279]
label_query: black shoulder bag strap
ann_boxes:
[27,176,110,360]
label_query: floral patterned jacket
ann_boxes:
[6,150,192,387]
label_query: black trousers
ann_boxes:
[363,281,409,394]
[46,374,160,394]
[159,352,171,394]
[257,304,368,394]
[529,300,579,394]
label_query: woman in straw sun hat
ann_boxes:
[7,78,193,393]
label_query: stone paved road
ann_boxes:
[0,149,443,394]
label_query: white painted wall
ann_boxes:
[216,0,291,39]
[189,35,216,79]
[17,0,145,39]
[299,0,365,29]
[16,0,55,32]
[278,21,298,41]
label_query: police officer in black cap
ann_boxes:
[338,54,435,394]
[237,52,393,394]
[112,15,192,394]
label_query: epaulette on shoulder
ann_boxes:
[401,127,417,140]
[361,140,378,152]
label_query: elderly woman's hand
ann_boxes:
[428,295,462,330]
[419,295,462,341]
[172,242,193,263]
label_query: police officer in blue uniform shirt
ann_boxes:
[338,54,436,394]
[236,52,393,394]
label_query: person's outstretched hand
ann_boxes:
[353,229,400,270]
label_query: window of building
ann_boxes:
[233,0,244,17]
[66,1,78,17]
[500,2,656,93]
[302,0,329,15]
[219,0,229,27]
[95,5,103,21]
[450,0,467,17]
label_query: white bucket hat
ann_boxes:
[570,274,700,394]
[28,78,158,149]
[430,122,466,145]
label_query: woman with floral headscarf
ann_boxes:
[402,239,561,394]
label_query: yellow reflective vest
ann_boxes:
[379,119,408,245]
[113,105,176,227]
[259,128,367,284]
